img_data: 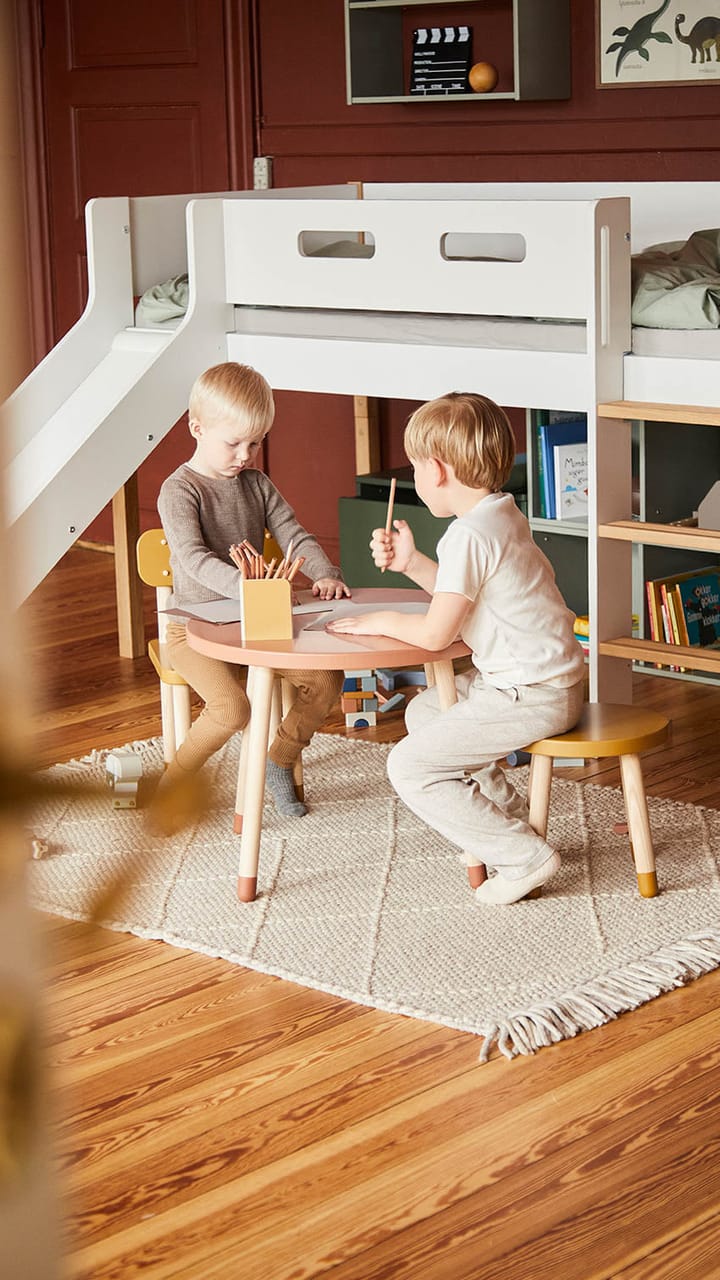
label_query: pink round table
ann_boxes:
[186,587,470,901]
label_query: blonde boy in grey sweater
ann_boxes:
[157,362,347,819]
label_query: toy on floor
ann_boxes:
[341,670,407,729]
[106,749,142,808]
[374,667,427,692]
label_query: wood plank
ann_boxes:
[111,475,145,659]
[599,635,720,675]
[599,519,720,553]
[352,395,381,475]
[599,401,720,426]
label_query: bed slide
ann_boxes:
[1,193,231,609]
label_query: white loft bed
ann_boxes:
[2,180,719,697]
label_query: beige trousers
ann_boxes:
[164,622,342,778]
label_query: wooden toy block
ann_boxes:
[375,667,427,691]
[344,668,374,679]
[360,676,377,690]
[345,710,377,728]
[378,692,405,713]
[240,578,293,642]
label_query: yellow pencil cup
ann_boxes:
[240,578,293,642]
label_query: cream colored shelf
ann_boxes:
[599,521,720,554]
[599,636,720,675]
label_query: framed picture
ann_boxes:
[597,0,720,87]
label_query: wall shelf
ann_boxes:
[344,0,570,105]
[599,521,720,554]
[599,636,720,676]
[597,400,720,690]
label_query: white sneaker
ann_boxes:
[474,851,561,905]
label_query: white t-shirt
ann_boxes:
[434,492,585,689]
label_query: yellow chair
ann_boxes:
[136,529,192,765]
[466,703,670,899]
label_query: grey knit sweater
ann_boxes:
[158,464,343,609]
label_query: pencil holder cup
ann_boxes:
[240,578,293,642]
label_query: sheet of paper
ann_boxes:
[161,598,334,625]
[303,602,428,632]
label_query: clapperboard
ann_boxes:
[410,26,472,95]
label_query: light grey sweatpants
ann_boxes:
[387,670,585,879]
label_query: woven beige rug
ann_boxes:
[28,733,720,1062]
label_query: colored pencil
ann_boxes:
[381,476,397,573]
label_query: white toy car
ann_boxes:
[105,749,142,808]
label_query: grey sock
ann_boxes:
[266,759,307,817]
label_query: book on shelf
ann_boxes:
[553,439,588,519]
[536,416,587,520]
[645,566,720,651]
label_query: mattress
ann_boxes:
[233,306,720,361]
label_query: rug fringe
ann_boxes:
[478,932,720,1063]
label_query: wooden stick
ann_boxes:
[264,558,278,578]
[285,539,294,573]
[273,559,286,579]
[381,476,397,573]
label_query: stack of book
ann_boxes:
[646,566,720,662]
[535,415,588,520]
[573,613,639,657]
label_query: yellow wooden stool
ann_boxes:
[466,703,670,899]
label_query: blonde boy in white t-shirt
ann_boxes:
[328,392,585,904]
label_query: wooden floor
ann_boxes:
[24,547,720,1279]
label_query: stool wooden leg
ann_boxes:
[172,684,192,750]
[524,754,554,900]
[281,678,304,801]
[159,682,176,765]
[619,753,658,898]
[527,755,553,840]
[466,859,488,889]
[233,666,256,834]
[236,666,274,902]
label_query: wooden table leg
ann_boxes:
[236,666,275,903]
[430,660,488,890]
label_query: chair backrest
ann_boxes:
[137,529,174,643]
[136,528,173,588]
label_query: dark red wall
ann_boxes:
[68,0,720,560]
[242,0,720,561]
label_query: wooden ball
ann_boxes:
[469,61,498,94]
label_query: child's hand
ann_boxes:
[370,519,415,574]
[327,610,387,636]
[312,578,351,601]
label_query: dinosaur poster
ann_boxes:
[598,0,720,85]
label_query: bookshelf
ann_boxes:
[597,401,720,680]
[343,0,571,105]
[527,409,589,619]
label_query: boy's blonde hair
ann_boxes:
[189,362,275,433]
[404,392,515,491]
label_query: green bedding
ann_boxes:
[632,228,720,329]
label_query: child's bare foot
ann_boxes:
[474,851,560,905]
